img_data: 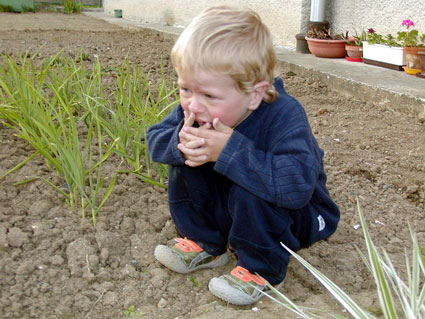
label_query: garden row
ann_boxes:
[0,52,175,225]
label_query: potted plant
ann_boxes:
[397,19,425,75]
[305,26,347,58]
[345,29,367,62]
[362,28,405,70]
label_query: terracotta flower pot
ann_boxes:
[345,45,363,59]
[403,46,425,74]
[305,37,346,58]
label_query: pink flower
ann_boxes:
[402,19,414,29]
[368,28,374,33]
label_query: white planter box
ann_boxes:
[362,41,405,66]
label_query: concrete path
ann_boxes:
[84,10,425,117]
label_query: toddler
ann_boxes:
[146,5,340,305]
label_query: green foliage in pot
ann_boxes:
[397,19,425,47]
[345,29,367,46]
[366,29,401,47]
[367,20,425,48]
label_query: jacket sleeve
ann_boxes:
[146,105,186,165]
[214,104,321,210]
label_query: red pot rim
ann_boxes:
[345,56,363,62]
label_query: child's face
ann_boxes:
[177,69,253,128]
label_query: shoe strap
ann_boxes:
[174,238,203,253]
[231,266,267,286]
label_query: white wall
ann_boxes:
[103,0,305,49]
[329,0,425,39]
[103,0,425,49]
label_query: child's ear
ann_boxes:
[248,81,270,111]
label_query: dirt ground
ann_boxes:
[0,12,424,319]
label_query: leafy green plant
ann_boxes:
[0,53,119,225]
[366,28,385,45]
[384,34,401,47]
[123,305,145,318]
[22,6,35,13]
[367,20,425,48]
[0,51,175,225]
[77,50,91,62]
[190,276,201,287]
[0,4,13,12]
[99,59,177,188]
[397,19,425,47]
[366,29,401,47]
[257,199,425,319]
[345,29,367,46]
[63,0,82,14]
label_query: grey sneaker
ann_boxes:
[154,238,228,274]
[209,266,282,305]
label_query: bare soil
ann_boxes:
[1,12,424,319]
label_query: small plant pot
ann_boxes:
[295,33,310,54]
[345,45,363,59]
[114,9,122,18]
[403,47,424,74]
[305,37,346,58]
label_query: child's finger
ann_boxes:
[178,142,207,157]
[184,112,195,127]
[212,118,233,133]
[185,159,207,167]
[179,130,202,143]
[200,122,212,130]
[185,138,206,149]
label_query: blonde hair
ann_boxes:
[171,6,278,103]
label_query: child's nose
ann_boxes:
[188,97,204,113]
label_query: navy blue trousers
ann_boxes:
[168,163,338,285]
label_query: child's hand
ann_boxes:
[178,118,233,167]
[179,111,211,146]
[179,111,195,146]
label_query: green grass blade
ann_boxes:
[255,284,312,318]
[282,242,373,319]
[357,199,398,319]
[0,151,38,181]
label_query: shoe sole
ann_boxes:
[209,277,284,305]
[154,245,228,274]
[208,277,262,305]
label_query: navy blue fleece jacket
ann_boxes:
[147,77,334,211]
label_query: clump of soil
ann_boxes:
[0,12,424,319]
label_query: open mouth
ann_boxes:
[196,120,210,127]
